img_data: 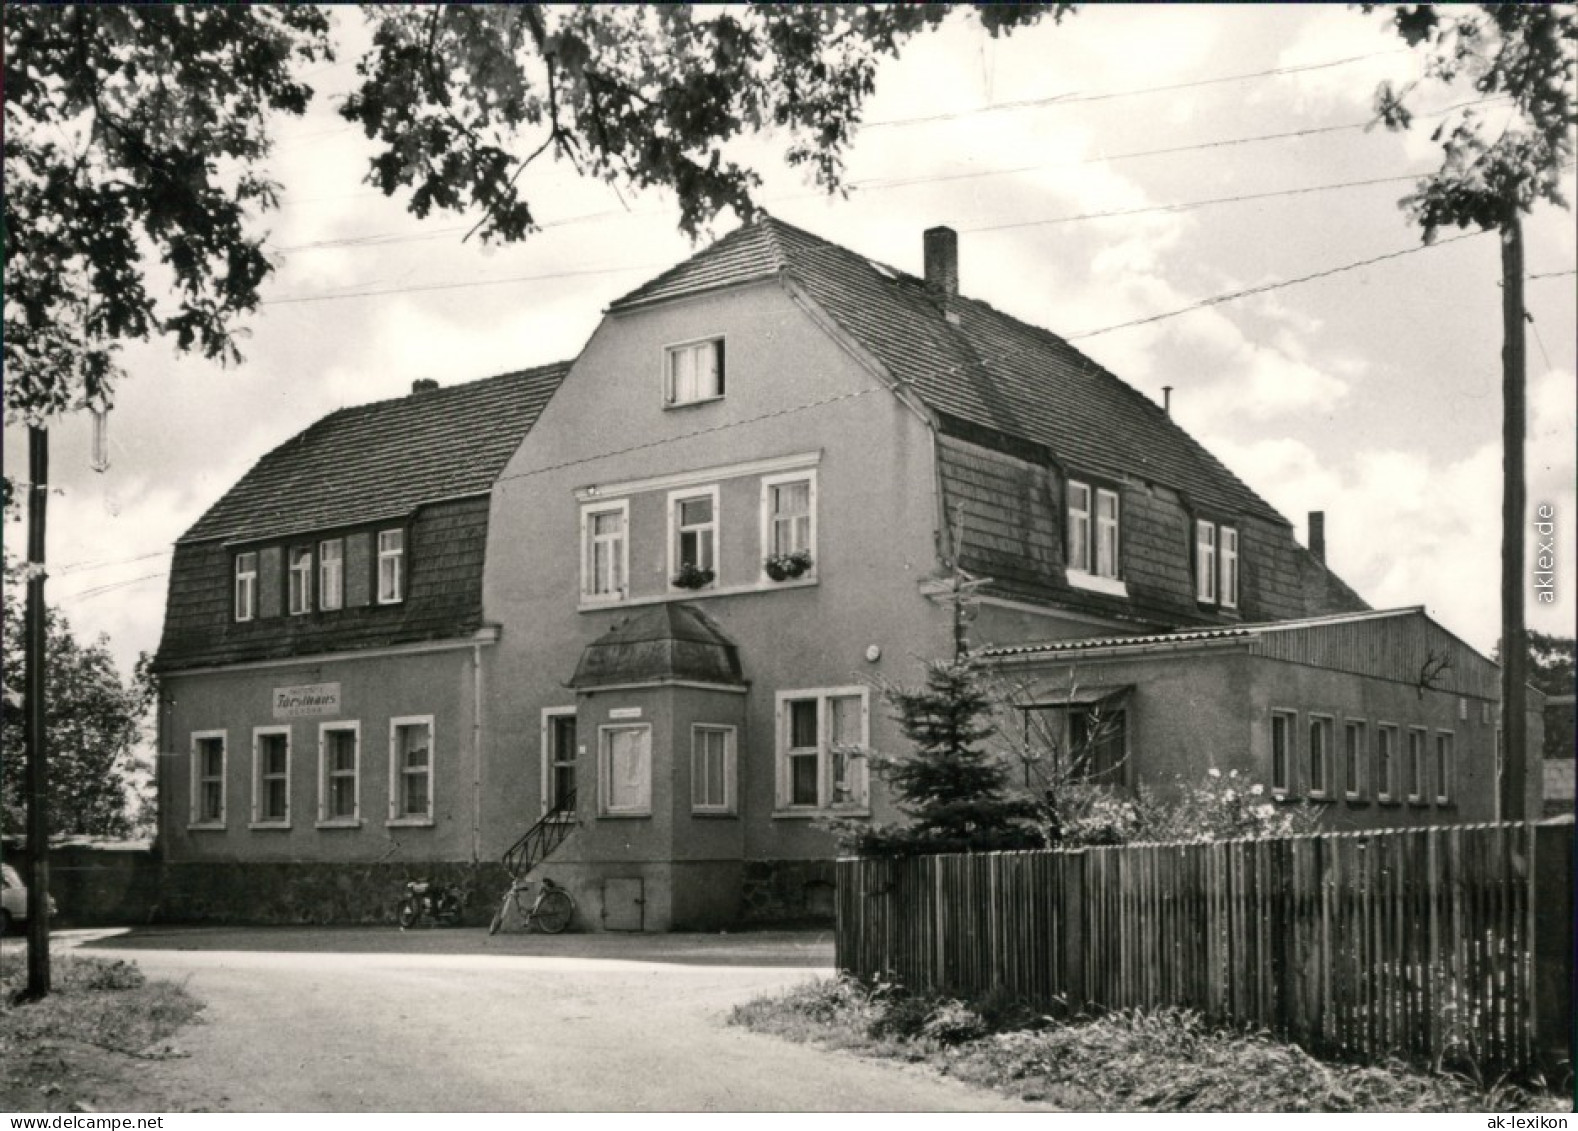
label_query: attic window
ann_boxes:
[665,338,724,406]
[1066,480,1125,596]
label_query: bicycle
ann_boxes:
[488,874,574,935]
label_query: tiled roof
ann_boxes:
[610,216,1283,523]
[568,603,747,689]
[179,361,571,545]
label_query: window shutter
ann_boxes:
[258,547,283,618]
[344,532,372,607]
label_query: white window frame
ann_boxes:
[250,725,291,829]
[1095,488,1121,579]
[664,337,724,406]
[319,537,344,611]
[1433,730,1453,805]
[580,499,630,604]
[1307,713,1334,799]
[288,545,313,615]
[235,552,257,622]
[760,469,818,575]
[1377,723,1400,803]
[1342,719,1366,801]
[317,721,362,827]
[598,723,653,817]
[668,484,720,589]
[377,529,404,605]
[1067,481,1092,573]
[1270,710,1295,797]
[691,724,738,815]
[1406,726,1428,803]
[774,686,871,814]
[189,729,227,829]
[1220,526,1240,610]
[540,706,578,819]
[388,715,435,826]
[1196,520,1218,603]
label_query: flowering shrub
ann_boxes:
[1135,767,1320,843]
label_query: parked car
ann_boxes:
[1,863,56,934]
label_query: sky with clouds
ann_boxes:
[4,4,1575,677]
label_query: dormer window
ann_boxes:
[319,538,344,611]
[377,529,404,604]
[665,338,724,406]
[1195,520,1239,609]
[288,546,313,615]
[235,552,257,622]
[1066,479,1123,593]
[1067,482,1091,572]
[1095,489,1120,578]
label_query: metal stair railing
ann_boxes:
[502,789,577,880]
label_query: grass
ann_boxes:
[1,949,205,1112]
[731,976,1573,1113]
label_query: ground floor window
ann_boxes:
[691,725,737,814]
[1307,715,1333,798]
[1377,724,1399,802]
[318,722,361,825]
[542,707,578,816]
[389,716,433,823]
[600,724,651,816]
[191,730,227,828]
[1021,702,1129,786]
[252,727,290,826]
[1343,721,1366,800]
[1434,732,1454,805]
[775,688,869,812]
[1270,710,1294,795]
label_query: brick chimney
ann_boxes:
[923,226,959,301]
[412,378,440,395]
[1308,510,1326,563]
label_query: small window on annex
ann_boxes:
[1270,710,1295,795]
[665,339,724,406]
[1342,720,1366,800]
[1021,699,1128,786]
[1308,715,1333,798]
[1377,724,1399,802]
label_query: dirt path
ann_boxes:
[74,929,1044,1112]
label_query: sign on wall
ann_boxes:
[273,682,342,719]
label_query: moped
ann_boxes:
[397,878,465,928]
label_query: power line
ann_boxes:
[261,262,664,307]
[962,172,1427,235]
[1066,230,1487,341]
[1526,269,1576,281]
[862,49,1409,130]
[54,549,171,576]
[64,571,169,601]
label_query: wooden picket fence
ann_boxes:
[835,820,1574,1078]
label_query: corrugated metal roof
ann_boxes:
[610,215,1285,524]
[979,607,1425,659]
[178,361,572,545]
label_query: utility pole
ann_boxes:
[1499,213,1528,823]
[23,424,52,999]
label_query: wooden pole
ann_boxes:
[1499,215,1528,822]
[24,424,52,999]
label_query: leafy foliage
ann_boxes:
[1,555,152,838]
[1525,630,1575,698]
[829,656,1041,856]
[342,5,1069,245]
[1368,4,1576,237]
[2,6,333,423]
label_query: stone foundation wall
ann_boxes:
[158,860,511,927]
[740,858,837,925]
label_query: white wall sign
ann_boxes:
[273,682,342,719]
[608,707,643,720]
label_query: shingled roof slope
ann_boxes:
[179,361,571,545]
[610,217,1283,524]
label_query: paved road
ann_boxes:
[69,927,1041,1112]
